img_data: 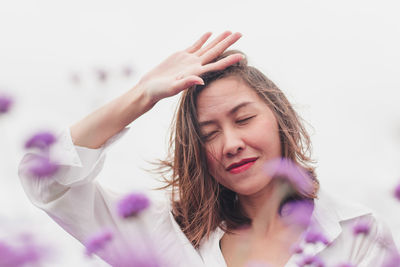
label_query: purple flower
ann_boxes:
[304,230,329,245]
[25,131,56,150]
[122,66,134,77]
[28,154,59,177]
[95,69,108,83]
[263,158,314,195]
[297,255,325,267]
[394,183,400,201]
[336,263,355,267]
[117,192,150,218]
[0,94,13,114]
[281,199,314,228]
[70,73,81,85]
[84,230,162,266]
[290,243,303,254]
[84,229,113,256]
[352,221,370,236]
[383,251,400,267]
[0,237,48,266]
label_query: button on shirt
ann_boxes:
[18,128,398,267]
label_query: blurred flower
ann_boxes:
[122,66,134,77]
[84,229,113,256]
[95,69,108,83]
[25,131,56,150]
[290,243,303,254]
[382,250,400,267]
[117,192,150,218]
[336,263,355,267]
[28,154,59,177]
[0,236,49,267]
[263,158,314,195]
[297,254,325,267]
[70,73,81,85]
[304,230,329,245]
[0,94,13,114]
[352,221,370,236]
[84,229,162,267]
[280,199,314,228]
[394,183,400,201]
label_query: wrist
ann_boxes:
[122,83,158,123]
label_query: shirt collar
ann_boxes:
[312,188,372,243]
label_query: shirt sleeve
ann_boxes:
[17,127,205,267]
[17,127,135,265]
[18,127,129,205]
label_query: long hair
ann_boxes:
[155,50,319,248]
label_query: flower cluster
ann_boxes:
[24,131,59,178]
[263,158,314,195]
[0,235,49,267]
[84,229,113,256]
[336,263,356,267]
[117,192,150,218]
[383,251,400,267]
[280,199,314,228]
[297,254,325,267]
[25,132,56,150]
[304,230,329,245]
[0,94,13,114]
[82,192,160,266]
[394,182,400,201]
[352,220,371,236]
[69,65,135,86]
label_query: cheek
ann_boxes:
[249,120,281,154]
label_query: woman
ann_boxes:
[19,32,397,267]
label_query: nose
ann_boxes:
[222,128,245,158]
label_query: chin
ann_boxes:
[234,175,274,196]
[232,182,268,197]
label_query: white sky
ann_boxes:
[0,0,399,266]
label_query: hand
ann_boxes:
[138,31,243,104]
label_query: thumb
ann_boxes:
[173,75,204,92]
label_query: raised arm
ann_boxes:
[70,31,243,148]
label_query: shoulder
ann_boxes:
[314,188,398,265]
[315,188,394,239]
[315,188,373,221]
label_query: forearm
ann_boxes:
[70,84,153,149]
[70,32,242,149]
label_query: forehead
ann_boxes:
[196,76,264,119]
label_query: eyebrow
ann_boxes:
[198,101,255,127]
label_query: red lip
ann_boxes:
[226,157,258,172]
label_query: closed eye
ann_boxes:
[236,115,256,124]
[201,131,218,142]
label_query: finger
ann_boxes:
[201,53,244,73]
[185,32,212,53]
[200,32,242,65]
[195,30,232,56]
[172,75,204,92]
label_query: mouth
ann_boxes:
[226,157,258,174]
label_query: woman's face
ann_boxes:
[196,76,282,196]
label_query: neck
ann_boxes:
[237,179,291,235]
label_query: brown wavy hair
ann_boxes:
[156,50,319,248]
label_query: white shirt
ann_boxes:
[18,128,398,267]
